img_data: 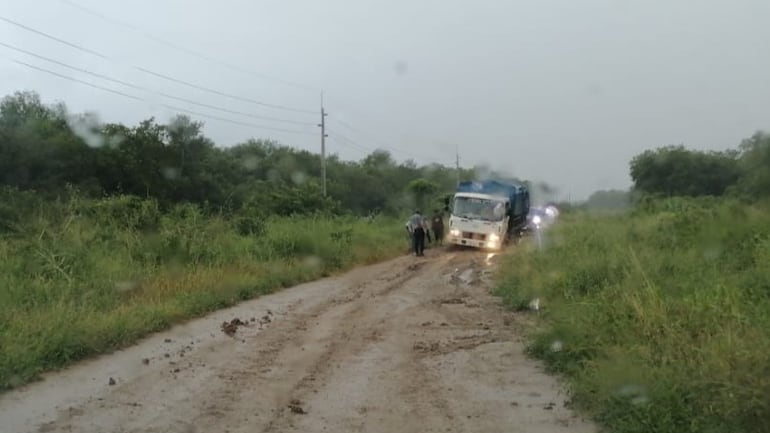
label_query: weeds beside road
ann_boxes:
[0,191,406,390]
[495,198,770,433]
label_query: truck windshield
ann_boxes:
[453,197,505,221]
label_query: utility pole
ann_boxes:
[455,145,460,186]
[318,91,328,196]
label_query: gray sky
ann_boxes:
[1,0,769,200]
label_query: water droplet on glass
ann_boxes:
[291,171,307,185]
[66,112,105,148]
[394,60,408,75]
[617,384,645,397]
[107,134,124,148]
[703,246,721,260]
[528,298,540,311]
[114,280,139,293]
[242,156,259,171]
[301,256,322,269]
[162,167,179,180]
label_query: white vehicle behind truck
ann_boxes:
[445,180,530,251]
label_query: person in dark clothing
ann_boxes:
[406,210,427,256]
[430,209,445,245]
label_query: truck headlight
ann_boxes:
[532,215,542,226]
[488,233,500,242]
[450,229,460,237]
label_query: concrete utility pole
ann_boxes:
[318,91,328,196]
[455,145,460,186]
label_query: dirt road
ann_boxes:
[0,249,596,433]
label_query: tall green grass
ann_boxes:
[496,197,770,433]
[0,191,406,390]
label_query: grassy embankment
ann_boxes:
[0,191,408,390]
[496,197,770,433]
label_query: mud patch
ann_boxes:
[406,262,427,272]
[440,297,465,305]
[413,341,440,353]
[221,318,248,336]
[288,399,307,414]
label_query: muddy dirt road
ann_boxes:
[0,249,595,433]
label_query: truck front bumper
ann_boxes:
[447,234,502,250]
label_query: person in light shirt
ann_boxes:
[405,210,427,256]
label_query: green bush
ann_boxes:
[496,198,770,433]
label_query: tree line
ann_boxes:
[580,131,769,211]
[0,91,492,217]
[629,134,770,199]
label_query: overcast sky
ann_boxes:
[1,0,769,200]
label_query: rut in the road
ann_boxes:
[188,259,430,433]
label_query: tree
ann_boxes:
[733,132,770,198]
[629,145,740,197]
[406,178,439,211]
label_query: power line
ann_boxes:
[53,3,458,166]
[7,58,316,136]
[58,0,318,92]
[329,118,453,166]
[135,67,315,115]
[0,41,316,127]
[14,59,142,101]
[156,104,313,135]
[57,0,452,161]
[0,41,139,89]
[0,16,107,59]
[3,12,454,168]
[326,130,377,154]
[329,127,452,166]
[327,136,373,157]
[328,114,450,164]
[0,14,316,115]
[1,14,457,168]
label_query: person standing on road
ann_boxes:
[406,210,427,256]
[430,209,445,245]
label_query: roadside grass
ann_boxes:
[495,198,770,433]
[0,193,406,390]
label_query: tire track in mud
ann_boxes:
[271,252,493,433]
[177,256,438,433]
[190,259,433,433]
[259,255,453,433]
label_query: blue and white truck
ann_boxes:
[445,180,530,250]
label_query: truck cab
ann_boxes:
[447,193,508,250]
